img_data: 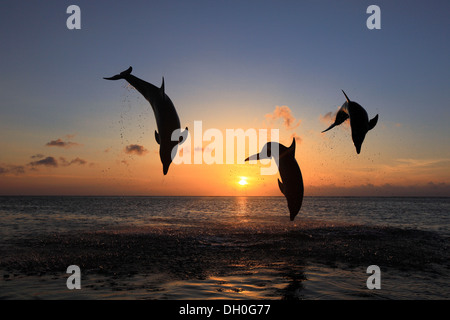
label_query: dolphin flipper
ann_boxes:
[155,130,160,144]
[179,127,188,144]
[368,114,379,131]
[278,179,285,195]
[322,109,349,133]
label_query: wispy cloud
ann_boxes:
[59,157,87,166]
[28,156,58,167]
[264,105,303,145]
[25,155,90,170]
[265,106,300,130]
[308,182,450,197]
[0,164,26,175]
[124,144,148,156]
[319,111,336,125]
[65,134,76,140]
[379,158,450,175]
[30,154,45,159]
[2,154,88,175]
[46,138,81,149]
[290,132,302,144]
[394,158,450,168]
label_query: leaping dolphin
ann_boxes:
[245,138,304,221]
[322,90,378,154]
[104,67,188,175]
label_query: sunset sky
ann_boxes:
[0,1,449,196]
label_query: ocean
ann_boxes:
[0,196,448,300]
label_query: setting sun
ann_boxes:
[238,177,248,186]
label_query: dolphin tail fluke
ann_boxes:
[368,114,379,131]
[103,66,132,80]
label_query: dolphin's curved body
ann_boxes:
[104,67,188,175]
[322,90,378,154]
[245,138,304,221]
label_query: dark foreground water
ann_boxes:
[0,196,448,299]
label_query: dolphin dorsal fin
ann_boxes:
[342,90,350,103]
[278,179,285,195]
[289,137,296,153]
[155,130,160,144]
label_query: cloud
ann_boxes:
[27,156,89,170]
[0,165,26,175]
[1,152,91,176]
[28,156,58,167]
[290,133,302,144]
[394,158,450,168]
[380,158,450,176]
[65,134,76,140]
[265,106,300,130]
[46,138,81,149]
[307,182,450,197]
[30,154,45,159]
[264,106,303,145]
[319,111,335,125]
[124,144,148,156]
[59,157,87,166]
[70,157,87,166]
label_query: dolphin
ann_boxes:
[104,67,188,175]
[322,90,378,154]
[245,138,304,221]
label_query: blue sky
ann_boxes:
[0,1,449,196]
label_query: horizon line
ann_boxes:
[0,194,449,198]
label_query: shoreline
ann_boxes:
[1,219,448,299]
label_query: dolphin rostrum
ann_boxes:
[104,67,188,175]
[322,90,378,154]
[245,138,304,221]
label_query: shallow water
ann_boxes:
[0,196,448,299]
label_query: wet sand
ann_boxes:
[1,219,448,299]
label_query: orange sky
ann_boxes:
[1,2,449,197]
[1,105,449,197]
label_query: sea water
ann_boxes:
[0,196,448,299]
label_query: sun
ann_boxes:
[238,177,248,186]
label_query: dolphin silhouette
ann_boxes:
[322,90,378,154]
[104,67,188,175]
[245,138,304,221]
